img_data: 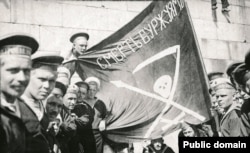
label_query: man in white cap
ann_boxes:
[74,81,96,153]
[60,84,86,153]
[62,32,89,76]
[64,32,89,61]
[57,66,71,87]
[85,76,107,153]
[0,33,39,153]
[207,72,228,136]
[214,82,248,137]
[19,51,64,153]
[63,84,79,112]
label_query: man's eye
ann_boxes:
[39,78,46,82]
[23,69,31,75]
[8,68,19,74]
[49,102,56,106]
[49,79,56,84]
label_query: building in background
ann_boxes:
[1,0,249,75]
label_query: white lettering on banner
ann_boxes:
[155,11,169,31]
[138,29,151,44]
[129,36,143,49]
[151,18,159,36]
[144,23,155,39]
[110,48,125,62]
[97,0,185,69]
[125,39,136,53]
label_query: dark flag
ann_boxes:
[64,0,211,143]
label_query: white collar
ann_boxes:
[21,95,44,121]
[1,96,21,118]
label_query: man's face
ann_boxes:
[46,94,63,121]
[210,90,219,109]
[216,88,234,109]
[0,56,31,98]
[153,141,162,151]
[88,84,98,99]
[183,126,195,137]
[27,66,57,100]
[63,93,77,110]
[79,86,88,100]
[73,37,88,56]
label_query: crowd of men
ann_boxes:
[177,51,250,138]
[0,32,107,153]
[1,31,250,153]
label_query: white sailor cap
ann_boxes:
[85,77,101,89]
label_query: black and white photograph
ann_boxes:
[0,0,250,153]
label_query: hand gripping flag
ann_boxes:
[63,0,211,143]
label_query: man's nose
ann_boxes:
[17,70,27,82]
[217,96,222,101]
[54,106,59,112]
[43,81,50,89]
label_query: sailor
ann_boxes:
[0,33,39,153]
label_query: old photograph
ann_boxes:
[0,0,250,153]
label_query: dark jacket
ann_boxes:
[19,101,52,153]
[144,144,175,153]
[220,103,248,137]
[0,98,26,153]
[57,105,77,153]
[241,99,250,136]
[72,102,96,153]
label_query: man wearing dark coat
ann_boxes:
[74,81,96,153]
[57,85,78,153]
[233,62,250,136]
[19,52,63,153]
[143,137,175,153]
[0,34,38,153]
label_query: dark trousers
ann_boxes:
[79,129,96,153]
[211,0,229,8]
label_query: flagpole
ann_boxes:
[185,0,209,86]
[185,0,212,117]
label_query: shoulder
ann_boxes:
[18,100,36,117]
[95,99,106,107]
[0,106,23,126]
[241,100,250,113]
[164,146,175,153]
[229,109,241,119]
[72,104,89,116]
[83,101,93,110]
